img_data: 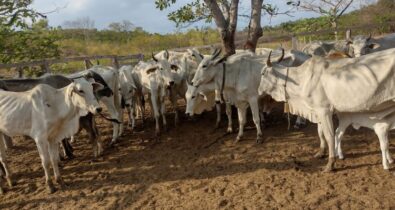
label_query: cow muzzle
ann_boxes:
[95,107,103,113]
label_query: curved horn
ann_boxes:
[367,33,372,41]
[212,48,222,60]
[267,51,273,67]
[165,50,170,60]
[152,52,158,62]
[211,48,219,57]
[277,48,285,63]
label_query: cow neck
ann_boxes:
[61,85,81,120]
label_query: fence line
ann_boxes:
[0,54,144,78]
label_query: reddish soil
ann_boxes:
[0,104,394,209]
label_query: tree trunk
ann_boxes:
[244,0,263,52]
[204,0,239,56]
[331,20,338,41]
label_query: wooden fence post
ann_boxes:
[43,60,51,73]
[112,56,120,69]
[17,67,23,78]
[85,59,93,69]
[291,35,298,50]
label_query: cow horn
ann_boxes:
[165,50,170,60]
[212,48,221,60]
[152,52,158,62]
[267,51,273,67]
[367,33,372,41]
[277,48,285,63]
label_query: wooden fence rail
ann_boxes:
[0,53,144,78]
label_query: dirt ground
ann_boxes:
[0,103,394,210]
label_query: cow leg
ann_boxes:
[294,117,307,129]
[225,103,233,133]
[160,96,168,132]
[374,125,391,170]
[320,114,336,172]
[3,135,13,150]
[170,89,179,126]
[150,93,161,136]
[70,136,76,143]
[235,104,248,143]
[334,120,349,160]
[82,114,101,157]
[127,106,135,131]
[48,141,65,189]
[314,124,327,158]
[36,139,55,193]
[249,97,263,143]
[0,135,14,187]
[139,95,146,126]
[215,102,221,129]
[61,139,74,159]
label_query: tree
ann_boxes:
[108,20,136,32]
[0,0,60,64]
[156,0,240,56]
[293,0,356,40]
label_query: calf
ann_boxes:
[335,109,395,170]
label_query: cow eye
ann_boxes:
[202,65,207,68]
[129,89,133,93]
[191,96,196,99]
[79,90,84,94]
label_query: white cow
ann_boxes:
[335,108,395,170]
[0,79,102,193]
[131,60,170,137]
[192,49,279,143]
[346,30,395,57]
[258,48,395,172]
[69,66,122,145]
[185,82,234,133]
[118,65,138,131]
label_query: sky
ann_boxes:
[30,0,368,34]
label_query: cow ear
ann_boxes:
[92,82,104,92]
[199,93,208,101]
[215,56,227,65]
[146,67,157,74]
[368,43,380,49]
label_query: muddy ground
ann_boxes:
[0,103,394,209]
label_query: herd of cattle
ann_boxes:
[0,29,394,194]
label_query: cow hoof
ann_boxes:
[227,127,233,134]
[47,182,56,194]
[234,136,241,143]
[314,150,326,159]
[109,141,116,147]
[56,178,67,189]
[338,155,345,160]
[6,177,15,187]
[323,158,335,173]
[388,158,394,164]
[256,137,263,144]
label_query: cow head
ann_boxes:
[185,83,207,116]
[346,31,380,57]
[83,71,113,98]
[258,50,289,101]
[191,49,226,87]
[152,51,175,88]
[119,67,137,108]
[70,78,103,115]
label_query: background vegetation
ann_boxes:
[1,0,395,76]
